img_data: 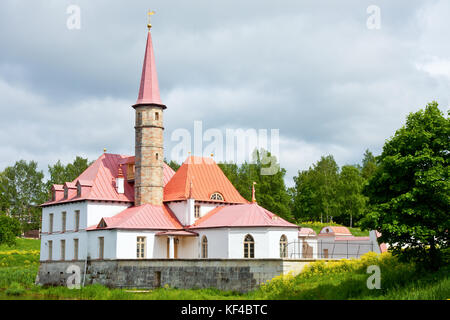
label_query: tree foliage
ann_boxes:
[291,155,340,223]
[0,160,46,231]
[0,215,21,246]
[46,156,91,191]
[361,102,449,269]
[336,165,367,227]
[219,149,293,222]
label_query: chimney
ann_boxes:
[116,166,125,194]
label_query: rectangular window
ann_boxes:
[98,237,104,260]
[62,212,67,233]
[75,210,80,232]
[48,240,53,261]
[136,237,146,259]
[60,240,66,261]
[74,239,79,260]
[323,249,329,259]
[49,213,54,233]
[194,205,200,218]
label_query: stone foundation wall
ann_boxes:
[36,259,315,292]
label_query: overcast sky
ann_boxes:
[0,0,449,187]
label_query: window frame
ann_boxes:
[49,213,54,234]
[61,211,67,233]
[201,236,208,258]
[279,235,288,258]
[73,239,79,260]
[243,234,255,259]
[60,239,66,261]
[48,240,53,261]
[74,210,80,232]
[136,236,146,259]
[98,237,104,260]
[210,192,224,201]
[194,205,200,218]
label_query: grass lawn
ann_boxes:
[0,238,448,300]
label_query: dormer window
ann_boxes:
[77,184,81,197]
[51,190,55,201]
[98,219,107,229]
[63,187,68,199]
[210,192,224,201]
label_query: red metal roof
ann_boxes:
[298,227,317,237]
[41,153,175,207]
[189,203,298,229]
[88,204,182,231]
[163,156,249,204]
[135,30,163,106]
[318,226,353,236]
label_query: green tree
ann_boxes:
[219,149,293,222]
[336,165,366,227]
[292,155,339,223]
[361,149,378,180]
[0,160,46,231]
[361,102,449,269]
[46,156,90,191]
[0,215,21,246]
[291,169,319,221]
[166,159,181,172]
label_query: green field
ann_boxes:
[0,238,448,300]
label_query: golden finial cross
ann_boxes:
[148,10,156,30]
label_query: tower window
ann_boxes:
[155,112,159,121]
[210,192,224,201]
[194,205,200,218]
[137,112,142,124]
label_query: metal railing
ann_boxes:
[287,240,376,259]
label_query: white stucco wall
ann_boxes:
[115,230,158,259]
[40,201,130,261]
[167,201,188,226]
[228,228,299,259]
[86,202,130,228]
[86,229,117,260]
[195,228,229,258]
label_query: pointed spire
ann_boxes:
[135,28,164,107]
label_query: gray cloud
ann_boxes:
[0,0,449,187]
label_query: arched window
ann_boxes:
[210,192,224,201]
[201,236,208,258]
[280,235,288,258]
[244,234,254,258]
[156,153,159,160]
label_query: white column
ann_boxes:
[169,236,175,259]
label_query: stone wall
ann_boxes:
[36,259,315,292]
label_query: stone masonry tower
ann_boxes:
[132,23,166,206]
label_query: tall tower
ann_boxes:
[133,18,166,206]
